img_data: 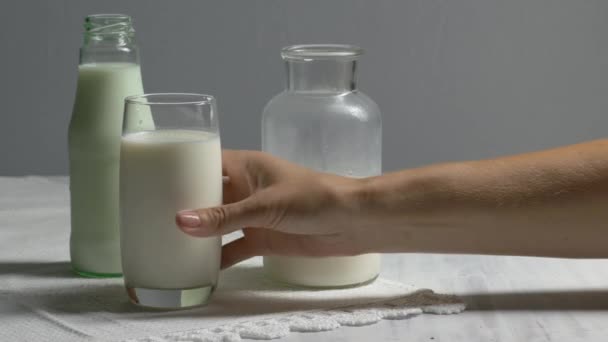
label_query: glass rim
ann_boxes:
[281,44,364,61]
[125,93,216,106]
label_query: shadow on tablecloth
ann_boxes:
[0,261,78,278]
[4,260,607,315]
[462,290,608,311]
[1,262,409,318]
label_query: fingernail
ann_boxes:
[176,211,201,228]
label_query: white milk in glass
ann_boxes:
[119,130,221,289]
[69,62,149,275]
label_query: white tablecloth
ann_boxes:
[0,177,464,342]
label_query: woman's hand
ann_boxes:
[175,150,375,269]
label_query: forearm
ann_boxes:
[353,139,608,257]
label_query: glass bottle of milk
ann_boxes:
[68,14,150,277]
[262,45,382,288]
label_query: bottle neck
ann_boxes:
[79,14,138,65]
[286,59,357,93]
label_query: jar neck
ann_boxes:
[80,14,138,65]
[286,59,357,93]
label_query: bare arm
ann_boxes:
[176,140,608,268]
[353,139,608,257]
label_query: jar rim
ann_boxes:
[281,44,364,61]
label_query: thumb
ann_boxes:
[176,196,272,237]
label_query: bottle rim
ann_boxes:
[281,44,364,61]
[85,14,134,36]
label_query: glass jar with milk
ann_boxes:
[262,45,382,287]
[68,14,151,277]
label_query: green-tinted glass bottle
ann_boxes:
[68,14,149,277]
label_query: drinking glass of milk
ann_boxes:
[119,93,222,309]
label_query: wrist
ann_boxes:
[321,173,364,212]
[320,173,373,226]
[323,173,403,252]
[331,166,469,253]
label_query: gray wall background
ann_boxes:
[1,0,607,176]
